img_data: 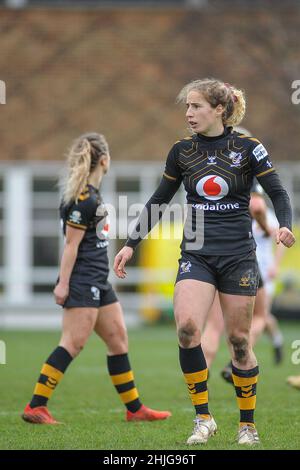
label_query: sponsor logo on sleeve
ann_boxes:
[253,144,268,162]
[69,210,82,224]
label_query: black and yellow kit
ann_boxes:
[59,184,117,308]
[29,190,143,413]
[126,127,292,295]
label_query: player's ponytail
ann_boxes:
[62,138,91,205]
[177,78,246,128]
[223,85,246,127]
[62,133,109,205]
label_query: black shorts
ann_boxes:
[176,250,259,296]
[258,269,264,289]
[63,281,118,309]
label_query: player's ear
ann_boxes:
[100,154,110,173]
[215,103,224,117]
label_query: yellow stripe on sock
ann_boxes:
[237,396,257,410]
[33,383,55,399]
[119,388,139,404]
[41,363,64,382]
[190,391,208,406]
[184,369,208,384]
[232,374,258,387]
[110,371,134,386]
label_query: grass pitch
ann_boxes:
[0,322,300,450]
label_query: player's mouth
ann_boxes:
[188,121,197,128]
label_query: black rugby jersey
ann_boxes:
[126,127,292,255]
[60,184,110,285]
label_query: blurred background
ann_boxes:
[0,0,300,329]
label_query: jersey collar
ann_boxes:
[194,126,232,142]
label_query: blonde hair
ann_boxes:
[177,78,246,127]
[233,126,252,137]
[62,132,109,205]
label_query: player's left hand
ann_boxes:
[53,282,69,305]
[276,227,296,248]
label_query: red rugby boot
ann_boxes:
[22,403,61,424]
[126,404,171,422]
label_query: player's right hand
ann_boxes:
[114,246,134,278]
[276,227,296,248]
[53,282,69,305]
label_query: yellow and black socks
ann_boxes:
[232,363,259,426]
[30,346,73,408]
[107,353,142,413]
[179,344,209,416]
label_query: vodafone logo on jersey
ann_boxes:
[97,217,110,240]
[196,175,229,201]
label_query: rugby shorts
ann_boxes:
[63,281,118,309]
[176,250,260,296]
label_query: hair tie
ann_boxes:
[224,83,238,102]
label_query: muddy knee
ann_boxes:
[229,335,249,366]
[178,320,199,348]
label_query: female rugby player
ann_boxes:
[22,133,171,425]
[114,79,295,445]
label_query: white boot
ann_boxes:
[186,415,217,445]
[237,425,260,445]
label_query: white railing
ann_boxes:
[0,161,299,328]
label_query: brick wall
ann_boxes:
[0,7,299,161]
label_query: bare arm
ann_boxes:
[54,225,86,305]
[268,240,286,280]
[249,193,271,237]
